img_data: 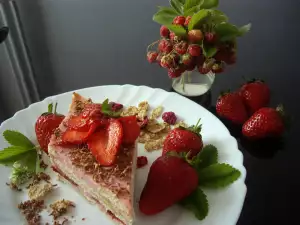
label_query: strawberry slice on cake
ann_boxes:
[48,93,140,225]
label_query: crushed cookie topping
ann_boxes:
[18,199,45,225]
[50,199,75,219]
[28,182,54,200]
[27,172,51,188]
[40,159,48,170]
[6,182,22,191]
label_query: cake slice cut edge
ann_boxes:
[48,93,137,225]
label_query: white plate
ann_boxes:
[0,85,246,225]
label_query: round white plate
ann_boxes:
[0,85,246,225]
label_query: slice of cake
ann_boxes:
[48,93,140,225]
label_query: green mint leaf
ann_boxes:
[170,0,183,15]
[177,0,186,4]
[180,187,208,220]
[215,23,239,42]
[238,23,252,36]
[209,9,228,23]
[184,0,203,11]
[0,146,34,165]
[194,144,218,170]
[48,103,53,113]
[201,0,219,9]
[3,130,35,148]
[166,25,187,36]
[202,44,217,58]
[188,9,209,31]
[153,7,180,25]
[198,163,241,188]
[101,99,121,118]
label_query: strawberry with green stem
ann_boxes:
[35,103,65,153]
[163,119,203,157]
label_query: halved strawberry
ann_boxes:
[87,119,123,166]
[82,103,102,119]
[118,116,140,145]
[62,121,99,144]
[64,115,89,131]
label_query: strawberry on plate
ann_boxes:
[35,103,65,153]
[242,105,285,139]
[216,91,248,124]
[87,119,123,166]
[139,155,198,215]
[162,119,203,157]
[118,116,140,145]
[239,79,270,114]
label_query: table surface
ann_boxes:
[4,0,300,224]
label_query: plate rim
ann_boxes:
[0,84,247,224]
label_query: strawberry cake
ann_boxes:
[48,93,140,225]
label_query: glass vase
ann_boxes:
[171,70,215,97]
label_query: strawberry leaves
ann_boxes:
[179,144,241,220]
[198,163,241,188]
[180,187,209,220]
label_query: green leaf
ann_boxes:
[180,187,208,220]
[3,130,35,148]
[184,0,203,11]
[166,24,187,36]
[17,151,38,173]
[0,146,34,164]
[170,0,183,14]
[101,99,121,118]
[48,103,53,113]
[202,44,217,58]
[201,0,219,9]
[153,7,179,25]
[177,0,186,4]
[215,23,239,42]
[238,23,251,36]
[184,5,202,16]
[198,163,241,188]
[209,9,228,23]
[194,144,218,169]
[188,9,209,31]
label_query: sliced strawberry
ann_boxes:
[82,103,102,119]
[118,116,140,145]
[62,121,99,144]
[64,115,89,131]
[87,119,123,166]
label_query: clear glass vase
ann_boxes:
[172,70,215,97]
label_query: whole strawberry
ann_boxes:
[160,25,170,38]
[239,79,270,115]
[173,16,186,26]
[216,92,248,124]
[242,106,285,139]
[35,103,65,153]
[139,155,198,215]
[163,119,203,157]
[147,51,158,63]
[158,39,173,53]
[174,41,188,55]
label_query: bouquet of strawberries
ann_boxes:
[147,0,251,78]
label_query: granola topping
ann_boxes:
[50,199,75,219]
[18,199,45,225]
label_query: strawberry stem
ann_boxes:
[54,103,58,114]
[48,103,53,113]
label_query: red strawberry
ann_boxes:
[87,119,123,166]
[162,119,203,157]
[139,155,198,215]
[118,116,140,145]
[204,32,217,43]
[147,51,158,63]
[168,67,184,78]
[188,45,202,57]
[211,62,224,74]
[173,16,186,26]
[182,54,193,66]
[158,39,173,53]
[35,103,65,153]
[160,26,170,38]
[198,66,210,74]
[242,106,285,139]
[174,41,188,55]
[216,92,248,124]
[239,79,270,115]
[188,30,203,43]
[160,55,173,68]
[169,32,176,42]
[184,16,192,26]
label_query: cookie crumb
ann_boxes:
[18,199,45,225]
[27,172,51,188]
[82,217,86,221]
[6,182,22,191]
[50,199,75,219]
[28,182,54,200]
[40,159,48,169]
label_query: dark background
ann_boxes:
[1,0,300,224]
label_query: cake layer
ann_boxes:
[49,143,136,225]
